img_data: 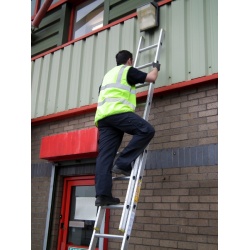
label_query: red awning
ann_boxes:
[40,127,98,161]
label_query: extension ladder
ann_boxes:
[89,28,165,250]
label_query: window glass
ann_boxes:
[72,0,104,39]
[67,186,98,248]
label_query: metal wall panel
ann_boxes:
[170,0,186,83]
[189,0,206,79]
[31,57,43,117]
[205,0,218,75]
[47,50,62,114]
[31,0,218,119]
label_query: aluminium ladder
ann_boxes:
[89,28,165,250]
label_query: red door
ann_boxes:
[57,176,109,250]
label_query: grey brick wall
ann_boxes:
[31,176,51,249]
[31,168,64,250]
[110,166,218,250]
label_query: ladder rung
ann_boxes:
[139,43,158,52]
[136,62,153,70]
[95,233,123,239]
[135,82,150,89]
[102,204,124,209]
[112,176,130,181]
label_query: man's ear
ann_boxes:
[126,58,132,65]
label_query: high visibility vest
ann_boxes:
[94,65,136,126]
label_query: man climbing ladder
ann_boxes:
[94,50,160,206]
[89,28,165,250]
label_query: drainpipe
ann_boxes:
[32,0,53,30]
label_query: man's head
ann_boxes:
[116,50,133,66]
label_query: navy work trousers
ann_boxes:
[95,112,155,197]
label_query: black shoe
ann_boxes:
[112,164,131,176]
[95,195,120,206]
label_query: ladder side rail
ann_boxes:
[142,82,155,121]
[142,29,165,121]
[118,155,141,231]
[154,28,165,63]
[120,150,148,250]
[88,207,106,250]
[118,150,147,232]
[133,36,144,68]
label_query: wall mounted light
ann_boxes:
[137,1,159,32]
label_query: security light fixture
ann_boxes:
[137,1,159,32]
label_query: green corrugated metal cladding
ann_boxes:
[31,0,218,119]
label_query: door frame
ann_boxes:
[57,175,109,250]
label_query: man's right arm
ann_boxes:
[145,67,159,83]
[127,62,160,85]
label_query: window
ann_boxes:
[31,0,105,56]
[72,0,104,39]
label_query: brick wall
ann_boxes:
[110,166,218,250]
[31,170,64,250]
[120,81,218,151]
[31,113,95,163]
[31,177,51,249]
[31,80,218,250]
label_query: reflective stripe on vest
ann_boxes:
[100,84,136,95]
[97,97,136,110]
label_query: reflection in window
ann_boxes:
[72,0,104,39]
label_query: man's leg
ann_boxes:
[104,112,155,171]
[95,118,124,198]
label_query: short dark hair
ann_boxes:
[116,50,133,66]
